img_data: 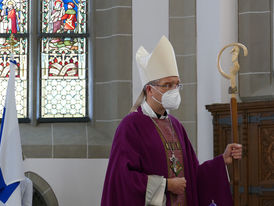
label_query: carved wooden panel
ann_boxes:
[261,198,274,206]
[259,126,274,184]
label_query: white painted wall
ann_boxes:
[132,0,169,102]
[197,0,238,163]
[23,159,108,206]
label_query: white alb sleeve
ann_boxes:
[145,175,166,206]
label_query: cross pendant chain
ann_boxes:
[170,153,178,173]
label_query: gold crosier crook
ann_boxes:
[217,43,248,206]
[217,43,248,96]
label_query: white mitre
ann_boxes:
[130,36,179,112]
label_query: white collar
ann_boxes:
[141,101,168,119]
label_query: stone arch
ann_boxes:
[25,171,58,206]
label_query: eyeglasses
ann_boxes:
[151,83,183,90]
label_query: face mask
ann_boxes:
[152,87,181,110]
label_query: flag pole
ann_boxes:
[217,43,248,206]
[0,34,24,205]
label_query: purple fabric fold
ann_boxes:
[197,155,233,206]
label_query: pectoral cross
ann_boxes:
[170,153,178,173]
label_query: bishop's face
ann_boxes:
[147,76,180,109]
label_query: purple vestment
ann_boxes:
[101,107,233,206]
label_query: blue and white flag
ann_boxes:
[0,55,24,206]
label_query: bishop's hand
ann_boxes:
[167,177,186,195]
[223,143,242,165]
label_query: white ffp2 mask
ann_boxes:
[152,87,181,110]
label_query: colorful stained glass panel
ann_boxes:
[41,37,86,118]
[41,37,86,79]
[0,38,28,118]
[0,0,28,34]
[41,0,87,34]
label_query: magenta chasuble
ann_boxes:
[101,107,233,206]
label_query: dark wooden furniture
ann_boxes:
[206,101,274,206]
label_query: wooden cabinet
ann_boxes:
[206,101,274,206]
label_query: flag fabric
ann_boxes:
[0,55,24,206]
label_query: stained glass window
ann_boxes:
[40,0,88,119]
[0,0,29,118]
